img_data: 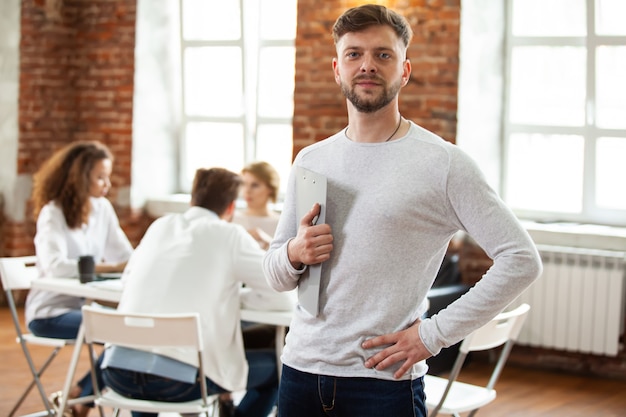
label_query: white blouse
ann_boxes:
[25,197,133,324]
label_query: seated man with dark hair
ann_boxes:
[98,167,295,417]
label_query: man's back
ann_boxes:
[118,205,284,391]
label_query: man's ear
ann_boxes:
[332,58,341,86]
[222,200,236,222]
[401,58,411,87]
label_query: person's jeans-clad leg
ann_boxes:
[102,349,278,417]
[278,365,427,417]
[76,353,105,401]
[30,311,98,396]
[28,310,83,339]
[277,364,324,417]
[102,367,228,417]
[236,349,279,417]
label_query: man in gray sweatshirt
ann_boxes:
[263,4,542,417]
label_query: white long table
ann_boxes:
[31,277,292,415]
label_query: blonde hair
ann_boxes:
[242,161,280,203]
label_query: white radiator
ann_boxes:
[511,245,626,356]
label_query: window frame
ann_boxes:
[177,0,295,194]
[502,0,626,226]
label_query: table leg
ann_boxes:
[274,325,286,380]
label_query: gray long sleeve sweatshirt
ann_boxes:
[263,121,542,381]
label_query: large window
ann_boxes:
[503,0,626,226]
[179,0,296,195]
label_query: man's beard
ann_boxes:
[340,76,402,113]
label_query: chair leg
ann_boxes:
[209,397,218,417]
[8,348,61,417]
[94,403,106,417]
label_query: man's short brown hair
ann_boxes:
[191,167,242,215]
[332,4,413,48]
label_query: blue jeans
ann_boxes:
[102,349,278,417]
[28,310,83,339]
[277,365,426,417]
[29,310,100,398]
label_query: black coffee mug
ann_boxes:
[78,255,95,283]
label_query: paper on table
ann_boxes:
[295,166,327,317]
[87,279,123,291]
[96,272,123,280]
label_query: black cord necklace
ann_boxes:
[385,116,403,142]
[344,115,403,142]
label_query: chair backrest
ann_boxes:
[425,303,531,417]
[81,305,212,414]
[81,305,204,352]
[459,303,530,354]
[457,303,530,394]
[0,256,38,292]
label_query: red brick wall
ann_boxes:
[293,0,460,156]
[19,0,135,177]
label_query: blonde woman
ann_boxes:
[232,161,281,250]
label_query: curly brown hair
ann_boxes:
[31,141,113,229]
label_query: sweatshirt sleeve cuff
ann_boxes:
[282,238,308,275]
[418,318,443,357]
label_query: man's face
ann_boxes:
[333,25,411,113]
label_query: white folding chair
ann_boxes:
[0,255,76,417]
[81,304,220,417]
[424,303,531,417]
